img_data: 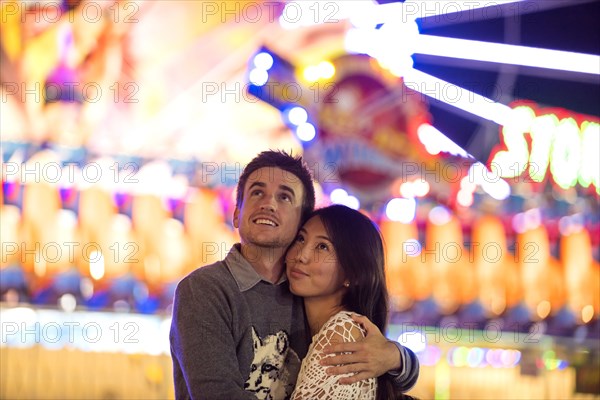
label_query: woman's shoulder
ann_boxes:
[321,311,366,342]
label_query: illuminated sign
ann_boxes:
[490,103,599,194]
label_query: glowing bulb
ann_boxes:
[398,331,426,353]
[253,52,274,70]
[59,293,77,312]
[582,305,594,324]
[457,189,474,207]
[385,198,416,223]
[400,181,414,198]
[330,188,348,204]
[536,300,551,319]
[429,206,451,225]
[296,123,316,141]
[89,250,105,280]
[303,65,321,82]
[318,61,335,79]
[287,107,308,126]
[344,195,360,210]
[412,179,430,197]
[249,68,268,86]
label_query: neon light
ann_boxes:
[405,69,513,125]
[551,118,581,189]
[490,106,534,179]
[416,35,600,75]
[491,105,599,193]
[528,114,558,182]
[579,121,600,190]
[417,123,472,158]
[282,1,526,29]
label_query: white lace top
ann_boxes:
[291,311,377,399]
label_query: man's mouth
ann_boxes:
[253,218,278,227]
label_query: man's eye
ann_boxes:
[280,193,291,202]
[251,190,262,196]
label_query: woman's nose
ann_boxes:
[295,245,309,263]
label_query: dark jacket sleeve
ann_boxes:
[169,274,255,400]
[387,341,420,392]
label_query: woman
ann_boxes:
[286,204,398,399]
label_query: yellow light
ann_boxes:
[318,61,335,79]
[302,65,320,82]
[89,250,105,281]
[550,118,580,189]
[582,304,594,324]
[528,114,558,182]
[536,300,551,319]
[579,121,600,191]
[491,106,534,178]
[34,254,47,278]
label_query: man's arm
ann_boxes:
[169,275,254,400]
[319,314,420,391]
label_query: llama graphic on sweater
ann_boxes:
[245,327,301,400]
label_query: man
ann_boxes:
[170,150,419,399]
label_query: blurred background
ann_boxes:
[1,0,599,399]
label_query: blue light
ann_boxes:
[253,52,274,70]
[286,106,308,126]
[249,68,268,86]
[296,122,316,142]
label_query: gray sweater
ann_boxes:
[170,245,309,399]
[170,245,419,399]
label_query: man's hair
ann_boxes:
[236,150,316,222]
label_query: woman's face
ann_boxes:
[285,216,347,300]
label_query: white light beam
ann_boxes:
[416,35,600,75]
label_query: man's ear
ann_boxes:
[233,207,240,229]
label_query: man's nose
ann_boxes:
[259,195,277,212]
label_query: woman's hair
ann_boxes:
[310,204,398,400]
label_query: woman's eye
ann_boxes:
[317,243,329,251]
[295,234,305,243]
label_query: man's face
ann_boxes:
[233,167,304,249]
